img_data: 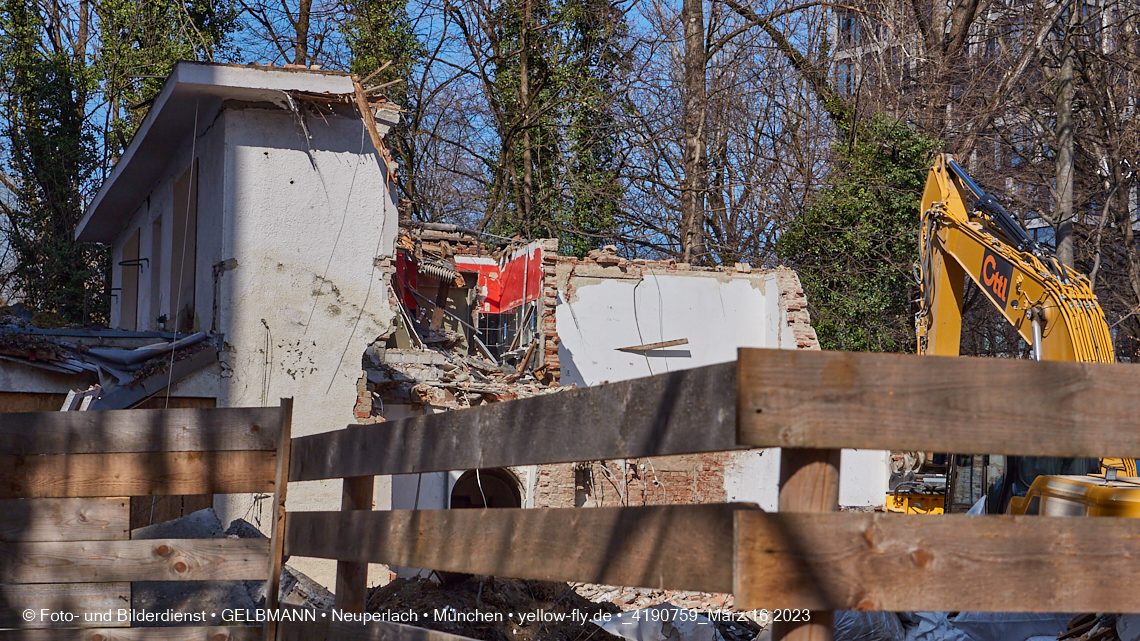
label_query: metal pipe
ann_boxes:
[1032,317,1044,361]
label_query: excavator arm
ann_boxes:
[917,154,1114,363]
[916,155,1134,513]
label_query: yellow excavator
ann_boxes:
[910,153,1140,516]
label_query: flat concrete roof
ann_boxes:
[76,61,356,243]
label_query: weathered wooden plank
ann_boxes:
[0,498,129,541]
[0,627,260,640]
[734,511,1140,612]
[290,362,738,481]
[277,619,482,641]
[737,347,1140,457]
[263,398,292,641]
[0,538,268,583]
[772,450,839,641]
[287,504,752,593]
[0,583,130,628]
[334,476,374,614]
[0,451,276,498]
[0,406,280,455]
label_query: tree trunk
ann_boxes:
[680,0,707,264]
[1055,5,1078,267]
[520,0,535,235]
[294,0,313,65]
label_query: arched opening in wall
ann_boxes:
[450,468,522,508]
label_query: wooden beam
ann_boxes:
[277,620,479,641]
[770,449,839,641]
[334,476,375,614]
[0,498,129,541]
[287,504,753,593]
[0,583,129,628]
[264,398,293,641]
[0,538,268,583]
[617,338,689,352]
[738,347,1140,457]
[735,511,1140,612]
[351,75,398,180]
[0,451,276,498]
[0,628,261,640]
[0,406,280,455]
[290,362,738,481]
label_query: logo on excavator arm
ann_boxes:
[980,249,1014,307]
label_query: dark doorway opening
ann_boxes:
[450,468,522,509]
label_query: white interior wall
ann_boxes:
[555,270,888,509]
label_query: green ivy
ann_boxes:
[777,115,941,352]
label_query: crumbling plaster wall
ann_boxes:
[542,257,887,509]
[206,105,399,586]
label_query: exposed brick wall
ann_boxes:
[532,455,730,508]
[532,463,576,508]
[775,266,820,351]
[539,239,561,382]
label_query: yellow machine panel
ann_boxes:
[885,492,946,515]
[1008,475,1140,517]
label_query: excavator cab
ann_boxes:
[987,457,1101,514]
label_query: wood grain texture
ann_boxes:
[778,450,840,514]
[263,398,292,641]
[0,538,268,583]
[0,498,129,541]
[276,619,483,641]
[287,504,754,593]
[0,627,260,640]
[334,476,374,614]
[0,406,280,455]
[772,450,839,641]
[0,583,129,628]
[0,451,276,498]
[738,347,1140,457]
[290,362,737,481]
[734,511,1140,612]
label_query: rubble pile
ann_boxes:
[361,342,561,417]
[573,584,733,613]
[1060,614,1123,641]
[572,585,763,641]
[367,576,622,641]
[366,576,764,641]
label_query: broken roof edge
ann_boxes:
[76,61,359,244]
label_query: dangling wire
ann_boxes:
[164,98,199,409]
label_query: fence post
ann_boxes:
[334,475,375,612]
[264,398,293,641]
[772,448,840,641]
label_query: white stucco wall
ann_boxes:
[555,269,888,509]
[102,100,399,587]
[212,106,398,585]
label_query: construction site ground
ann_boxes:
[365,576,764,641]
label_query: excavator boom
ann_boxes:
[918,154,1114,363]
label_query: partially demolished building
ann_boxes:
[367,228,888,516]
[0,61,888,597]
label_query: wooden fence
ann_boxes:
[6,347,1140,641]
[286,347,1140,641]
[0,404,286,641]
